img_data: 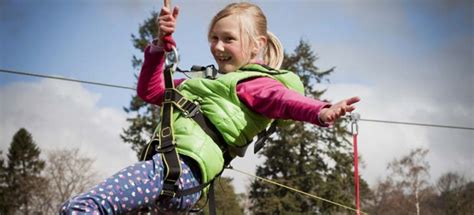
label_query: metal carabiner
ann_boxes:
[165,46,179,71]
[350,112,360,135]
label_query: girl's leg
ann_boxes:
[155,158,202,212]
[60,154,201,214]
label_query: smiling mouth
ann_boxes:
[216,54,231,62]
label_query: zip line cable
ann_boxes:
[359,118,473,131]
[1,68,473,131]
[229,167,369,215]
[0,68,135,90]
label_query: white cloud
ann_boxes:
[306,0,474,188]
[322,82,474,187]
[0,79,137,178]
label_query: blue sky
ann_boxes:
[1,0,473,195]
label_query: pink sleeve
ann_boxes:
[236,77,331,126]
[137,44,185,106]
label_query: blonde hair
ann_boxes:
[208,3,284,69]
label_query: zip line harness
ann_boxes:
[138,45,360,214]
[139,46,277,214]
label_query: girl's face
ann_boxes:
[209,15,251,74]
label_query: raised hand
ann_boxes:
[319,97,360,124]
[156,5,179,48]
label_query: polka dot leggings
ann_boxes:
[60,153,202,214]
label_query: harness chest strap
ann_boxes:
[154,65,234,198]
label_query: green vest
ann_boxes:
[163,64,304,183]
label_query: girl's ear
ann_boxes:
[251,35,267,59]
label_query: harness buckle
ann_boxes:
[155,143,176,153]
[160,189,176,198]
[164,89,173,102]
[176,97,187,107]
[182,102,200,118]
[161,127,172,138]
[161,182,179,198]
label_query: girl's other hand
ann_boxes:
[319,97,360,124]
[156,6,180,46]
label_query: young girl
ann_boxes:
[61,2,359,214]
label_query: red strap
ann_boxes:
[162,34,176,52]
[353,133,360,215]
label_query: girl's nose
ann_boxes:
[214,40,225,52]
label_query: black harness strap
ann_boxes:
[208,182,217,215]
[253,121,277,154]
[150,64,233,208]
[163,88,233,164]
[157,64,182,198]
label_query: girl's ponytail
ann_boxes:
[265,31,284,69]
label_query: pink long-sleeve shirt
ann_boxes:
[137,44,330,126]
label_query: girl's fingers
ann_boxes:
[172,6,180,19]
[160,7,178,22]
[160,6,170,16]
[159,14,175,23]
[346,96,360,105]
[328,115,332,123]
[339,107,345,116]
[156,6,179,41]
[159,21,175,29]
[346,106,356,112]
[160,26,175,34]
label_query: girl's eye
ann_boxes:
[225,37,235,42]
[210,36,218,42]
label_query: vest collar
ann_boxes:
[240,64,271,72]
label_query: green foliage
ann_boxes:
[121,12,161,159]
[1,128,46,214]
[281,40,333,98]
[196,177,245,215]
[436,172,474,214]
[131,11,158,69]
[0,150,10,215]
[212,178,245,215]
[249,40,369,214]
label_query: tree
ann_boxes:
[388,148,430,215]
[195,177,245,215]
[369,179,408,215]
[3,128,46,215]
[0,150,12,215]
[249,40,370,214]
[368,148,432,215]
[212,178,245,215]
[436,172,474,214]
[32,148,99,214]
[121,12,160,159]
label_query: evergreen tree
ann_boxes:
[249,40,369,214]
[197,177,245,215]
[4,128,46,215]
[212,178,245,215]
[122,12,244,212]
[0,150,12,215]
[121,12,160,159]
